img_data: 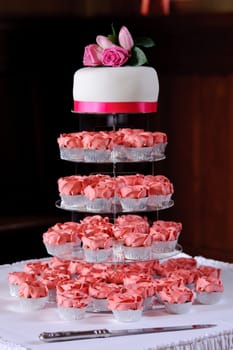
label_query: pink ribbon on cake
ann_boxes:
[73,101,158,113]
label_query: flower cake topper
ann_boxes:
[83,24,155,67]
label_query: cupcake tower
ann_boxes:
[45,25,184,267]
[49,25,184,320]
[26,25,189,320]
[7,25,225,322]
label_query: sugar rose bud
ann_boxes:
[118,26,134,51]
[96,35,113,49]
[83,44,102,66]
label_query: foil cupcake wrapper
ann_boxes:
[112,308,143,322]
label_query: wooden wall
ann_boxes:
[155,14,233,262]
[0,14,232,263]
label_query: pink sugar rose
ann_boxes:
[118,26,134,51]
[83,44,103,66]
[96,35,113,49]
[102,45,129,67]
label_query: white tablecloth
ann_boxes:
[0,254,233,350]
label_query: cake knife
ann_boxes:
[39,324,216,342]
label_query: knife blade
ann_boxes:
[39,324,216,342]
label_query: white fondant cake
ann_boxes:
[73,66,159,114]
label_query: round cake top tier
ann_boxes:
[73,66,159,114]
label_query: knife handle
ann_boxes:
[39,329,110,342]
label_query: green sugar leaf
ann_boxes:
[134,37,155,48]
[128,46,148,66]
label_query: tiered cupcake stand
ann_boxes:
[55,111,182,261]
[53,111,182,314]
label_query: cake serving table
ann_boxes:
[1,253,233,350]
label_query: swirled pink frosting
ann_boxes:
[106,269,127,284]
[89,282,123,299]
[81,131,113,150]
[152,131,167,144]
[123,273,155,287]
[57,279,89,296]
[116,174,145,187]
[166,268,199,284]
[79,216,113,239]
[58,174,173,198]
[58,175,88,195]
[127,281,156,298]
[56,279,90,308]
[81,215,111,226]
[116,129,154,147]
[150,220,182,241]
[117,184,147,199]
[49,257,70,271]
[57,129,167,150]
[82,233,113,250]
[107,291,143,310]
[83,178,115,200]
[8,271,36,285]
[68,261,92,276]
[40,269,71,290]
[153,276,185,293]
[115,214,149,227]
[155,257,197,276]
[57,132,83,148]
[197,265,221,279]
[121,231,153,247]
[43,222,82,246]
[195,276,224,293]
[23,261,49,275]
[57,291,90,308]
[88,264,111,280]
[158,285,194,304]
[18,280,48,299]
[113,215,149,239]
[145,175,174,195]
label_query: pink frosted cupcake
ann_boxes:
[82,232,113,262]
[107,291,143,322]
[43,221,82,258]
[48,257,71,272]
[165,268,199,289]
[154,276,185,305]
[113,129,154,162]
[152,131,168,160]
[116,174,147,211]
[145,175,174,208]
[58,175,88,209]
[40,269,71,303]
[81,130,112,162]
[83,175,115,212]
[154,257,197,277]
[113,214,152,261]
[121,231,153,261]
[57,132,85,162]
[195,276,224,304]
[56,279,91,320]
[112,129,167,162]
[8,271,36,297]
[18,280,48,311]
[124,279,157,311]
[89,281,123,312]
[158,285,194,314]
[23,260,49,276]
[117,184,148,211]
[197,265,222,279]
[150,220,182,254]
